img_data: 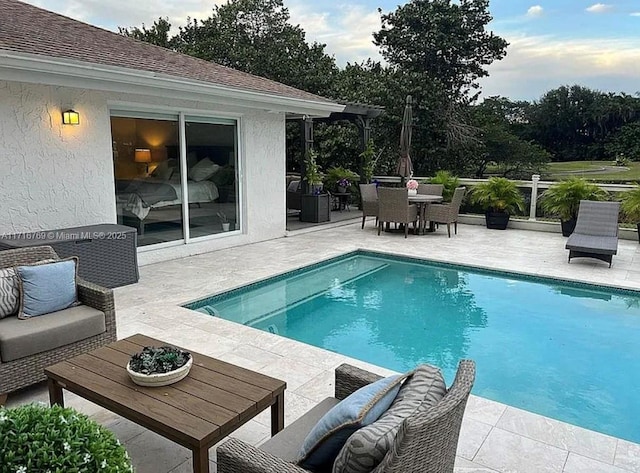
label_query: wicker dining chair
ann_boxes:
[359,183,379,229]
[423,187,466,238]
[418,183,444,196]
[377,187,418,238]
[216,360,476,473]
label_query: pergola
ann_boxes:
[287,101,384,188]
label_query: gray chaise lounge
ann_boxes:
[566,200,620,267]
[217,360,476,473]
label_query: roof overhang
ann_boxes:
[0,50,345,117]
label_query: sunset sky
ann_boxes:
[25,0,640,101]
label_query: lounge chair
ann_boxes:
[566,200,620,267]
[217,360,476,473]
[423,187,466,237]
[359,183,378,229]
[377,187,418,238]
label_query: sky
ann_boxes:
[23,0,640,101]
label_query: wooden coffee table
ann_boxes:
[44,334,286,473]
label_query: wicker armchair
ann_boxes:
[424,187,466,238]
[217,360,475,473]
[377,187,418,238]
[359,183,379,229]
[418,183,444,196]
[0,246,116,398]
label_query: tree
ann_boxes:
[171,0,338,96]
[371,0,508,175]
[119,17,173,48]
[605,122,640,161]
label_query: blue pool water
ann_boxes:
[186,251,640,443]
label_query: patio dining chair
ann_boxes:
[377,187,418,238]
[423,187,466,238]
[359,183,378,229]
[566,200,620,267]
[217,360,476,473]
[418,183,444,196]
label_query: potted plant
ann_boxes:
[303,149,323,194]
[540,177,608,236]
[336,178,351,193]
[620,186,640,242]
[360,139,381,184]
[127,345,193,387]
[0,404,133,471]
[429,170,460,201]
[470,177,525,230]
[406,178,419,196]
[217,211,231,231]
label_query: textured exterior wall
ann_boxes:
[1,80,286,264]
[0,81,115,232]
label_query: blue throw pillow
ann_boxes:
[17,258,78,318]
[298,374,406,471]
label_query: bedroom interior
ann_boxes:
[110,114,239,247]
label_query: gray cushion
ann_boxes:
[0,305,106,362]
[0,268,19,319]
[566,234,618,255]
[261,397,340,465]
[332,364,447,473]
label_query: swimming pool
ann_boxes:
[185,251,640,443]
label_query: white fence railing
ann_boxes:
[373,175,637,221]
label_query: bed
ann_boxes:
[116,178,220,234]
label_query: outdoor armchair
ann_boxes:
[0,246,116,399]
[566,200,620,267]
[418,183,444,196]
[377,187,418,238]
[359,183,378,229]
[216,360,476,473]
[424,187,467,238]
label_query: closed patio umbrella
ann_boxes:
[396,95,414,182]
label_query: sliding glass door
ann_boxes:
[110,111,239,247]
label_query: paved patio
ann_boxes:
[8,220,640,472]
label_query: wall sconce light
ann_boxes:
[62,109,80,125]
[134,148,152,174]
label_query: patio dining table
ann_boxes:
[409,194,443,234]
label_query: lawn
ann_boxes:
[545,161,640,182]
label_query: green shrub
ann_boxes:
[429,170,460,201]
[540,177,608,221]
[470,177,525,214]
[0,404,133,472]
[323,166,359,192]
[620,186,640,222]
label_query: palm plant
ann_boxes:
[470,177,525,214]
[540,177,608,221]
[429,170,460,201]
[620,187,640,243]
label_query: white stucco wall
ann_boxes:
[0,81,115,231]
[1,80,286,264]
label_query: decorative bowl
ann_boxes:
[126,356,193,387]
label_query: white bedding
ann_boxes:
[122,180,219,220]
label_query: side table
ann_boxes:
[332,192,351,211]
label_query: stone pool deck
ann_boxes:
[7,221,640,472]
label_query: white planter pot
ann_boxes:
[222,222,231,232]
[126,356,193,387]
[408,189,417,196]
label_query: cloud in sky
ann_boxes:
[479,33,640,100]
[526,5,544,18]
[585,3,613,13]
[630,12,640,16]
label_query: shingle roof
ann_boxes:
[0,0,335,104]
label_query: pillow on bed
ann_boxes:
[189,158,220,182]
[151,161,174,181]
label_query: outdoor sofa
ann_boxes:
[0,246,116,401]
